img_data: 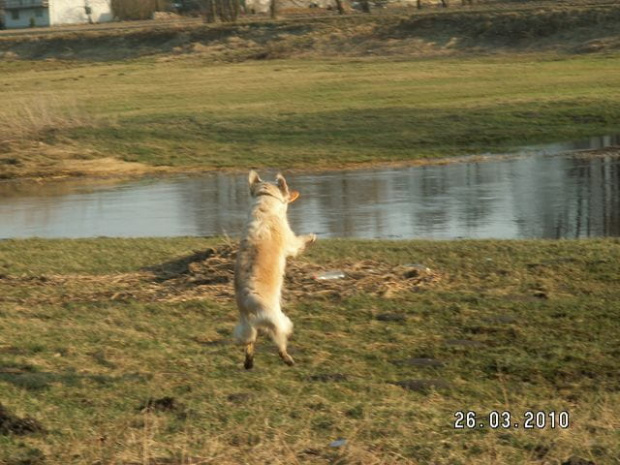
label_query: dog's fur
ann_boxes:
[234,170,316,369]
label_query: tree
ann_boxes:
[202,0,240,22]
[269,0,277,19]
[203,0,216,22]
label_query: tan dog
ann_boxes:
[234,170,316,369]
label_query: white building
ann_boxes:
[0,0,113,29]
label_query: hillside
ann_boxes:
[1,2,620,181]
[1,2,620,62]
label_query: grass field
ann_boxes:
[0,237,618,464]
[1,4,619,464]
[2,53,620,180]
[1,3,620,180]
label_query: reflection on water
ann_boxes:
[1,151,619,240]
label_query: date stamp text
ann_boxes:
[453,411,569,430]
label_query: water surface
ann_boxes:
[1,140,619,240]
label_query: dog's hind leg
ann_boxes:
[235,318,258,370]
[274,330,294,366]
[272,314,295,366]
[244,342,256,370]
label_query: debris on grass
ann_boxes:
[313,270,346,280]
[162,244,442,302]
[329,438,347,448]
[0,244,442,308]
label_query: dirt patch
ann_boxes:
[0,141,166,181]
[227,393,253,404]
[138,396,181,413]
[0,403,45,435]
[1,244,441,307]
[150,243,441,302]
[57,157,154,177]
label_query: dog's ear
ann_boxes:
[276,173,289,195]
[249,170,262,188]
[289,190,300,203]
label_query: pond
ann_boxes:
[1,136,619,240]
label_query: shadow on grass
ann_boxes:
[142,245,237,299]
[141,247,225,282]
[0,363,151,392]
[0,403,45,436]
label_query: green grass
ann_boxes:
[2,35,620,178]
[22,57,620,164]
[0,238,618,463]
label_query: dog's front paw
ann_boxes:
[307,233,317,245]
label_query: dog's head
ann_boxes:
[248,170,300,204]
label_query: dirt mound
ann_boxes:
[153,244,441,302]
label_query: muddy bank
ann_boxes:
[3,143,619,185]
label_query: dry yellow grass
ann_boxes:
[0,95,97,143]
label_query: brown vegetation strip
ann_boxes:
[144,244,442,302]
[0,245,441,306]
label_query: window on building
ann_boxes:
[35,8,43,17]
[11,10,20,20]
